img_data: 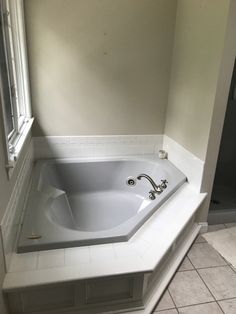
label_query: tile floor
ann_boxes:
[153,223,236,314]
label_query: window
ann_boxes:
[0,0,33,174]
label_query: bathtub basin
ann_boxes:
[17,156,186,252]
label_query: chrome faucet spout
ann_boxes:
[137,173,160,193]
[137,173,168,200]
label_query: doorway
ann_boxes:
[208,58,236,224]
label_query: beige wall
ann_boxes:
[164,0,230,160]
[24,0,177,136]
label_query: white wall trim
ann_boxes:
[163,135,205,192]
[33,135,163,159]
[0,140,34,270]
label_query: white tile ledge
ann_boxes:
[3,183,206,292]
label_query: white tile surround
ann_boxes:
[0,140,34,271]
[33,135,163,160]
[33,135,205,192]
[1,134,207,314]
[163,136,204,192]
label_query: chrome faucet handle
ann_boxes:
[149,191,156,200]
[155,185,163,194]
[160,180,168,189]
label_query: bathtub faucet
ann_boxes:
[137,174,168,200]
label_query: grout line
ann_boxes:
[186,256,195,270]
[195,265,231,271]
[177,268,194,272]
[177,300,223,312]
[217,301,226,313]
[152,290,176,313]
[216,296,236,302]
[196,267,227,314]
[35,252,39,270]
[192,264,229,270]
[158,225,235,313]
[88,246,92,263]
[230,265,236,273]
[63,248,66,267]
[177,256,194,272]
[180,252,225,313]
[191,241,208,246]
[167,287,178,310]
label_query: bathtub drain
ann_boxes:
[126,177,137,187]
[27,234,42,240]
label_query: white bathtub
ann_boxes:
[17,156,186,252]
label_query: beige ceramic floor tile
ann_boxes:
[195,234,206,243]
[187,243,227,269]
[199,266,236,300]
[154,290,175,311]
[178,302,223,314]
[207,224,226,232]
[155,310,178,314]
[225,223,236,228]
[168,270,213,307]
[218,298,236,314]
[178,257,194,271]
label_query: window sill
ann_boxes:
[6,117,34,179]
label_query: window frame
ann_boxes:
[0,0,33,177]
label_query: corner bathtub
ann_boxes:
[17,156,186,253]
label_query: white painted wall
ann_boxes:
[164,0,230,160]
[24,0,177,136]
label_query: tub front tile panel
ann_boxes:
[7,275,144,313]
[9,253,38,273]
[37,249,65,269]
[65,247,91,266]
[90,244,116,262]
